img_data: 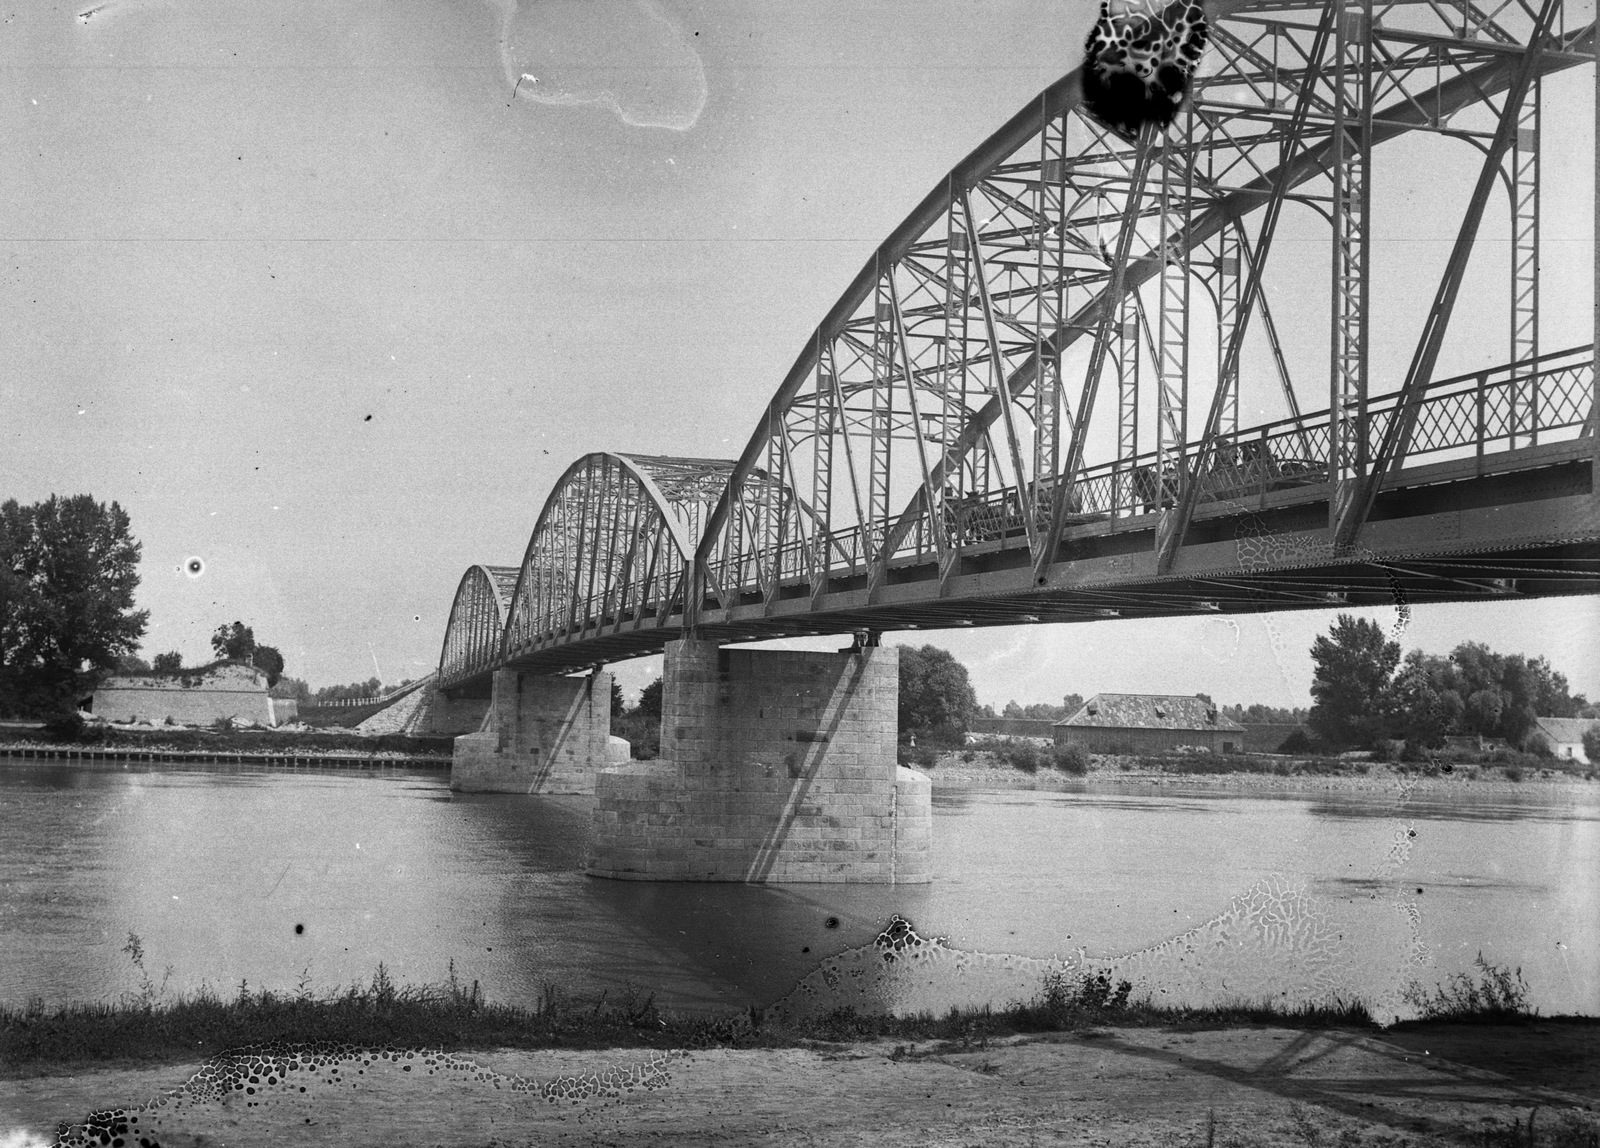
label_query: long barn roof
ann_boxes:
[1055,694,1245,733]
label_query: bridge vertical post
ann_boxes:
[1328,0,1373,533]
[587,638,931,884]
[1509,78,1541,448]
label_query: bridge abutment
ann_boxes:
[421,690,492,736]
[450,670,612,794]
[587,639,932,883]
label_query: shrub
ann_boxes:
[1503,766,1523,782]
[1401,954,1533,1021]
[1583,728,1600,765]
[1521,732,1554,758]
[1052,743,1090,775]
[1276,729,1314,754]
[44,710,88,741]
[897,743,936,770]
[1000,740,1042,773]
[1031,969,1134,1020]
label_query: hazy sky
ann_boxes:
[3,0,1595,709]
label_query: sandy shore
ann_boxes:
[6,1023,1596,1147]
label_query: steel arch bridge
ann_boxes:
[437,0,1597,694]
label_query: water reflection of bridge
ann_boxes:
[424,0,1597,883]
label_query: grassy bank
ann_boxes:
[1,964,1386,1078]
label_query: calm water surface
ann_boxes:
[1,760,1594,1016]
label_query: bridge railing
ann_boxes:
[702,349,1594,597]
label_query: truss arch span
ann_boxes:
[690,0,1595,623]
[438,564,521,690]
[499,454,740,669]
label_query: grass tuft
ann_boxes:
[1401,954,1535,1022]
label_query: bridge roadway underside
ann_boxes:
[444,452,1597,693]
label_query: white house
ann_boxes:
[1534,717,1599,765]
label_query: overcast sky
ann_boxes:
[3,0,1595,710]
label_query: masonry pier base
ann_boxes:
[450,669,613,794]
[587,639,932,884]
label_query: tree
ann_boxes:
[1528,656,1585,718]
[997,694,1085,721]
[313,677,382,704]
[613,677,663,760]
[116,652,151,673]
[1584,728,1600,765]
[251,645,284,688]
[209,621,284,686]
[1389,650,1464,748]
[211,621,256,663]
[0,495,148,716]
[152,651,183,673]
[270,675,312,702]
[897,644,978,747]
[610,679,624,717]
[1307,614,1400,749]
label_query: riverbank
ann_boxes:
[8,1020,1596,1148]
[0,724,453,766]
[918,750,1600,797]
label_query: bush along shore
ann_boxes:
[4,936,1572,1079]
[2,964,1381,1079]
[904,738,1598,789]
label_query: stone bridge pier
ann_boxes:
[450,669,616,794]
[587,639,932,883]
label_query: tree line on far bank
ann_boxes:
[603,629,1594,765]
[1305,613,1595,758]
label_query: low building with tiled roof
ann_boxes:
[1534,716,1600,765]
[1053,693,1245,755]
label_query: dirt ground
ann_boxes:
[5,1022,1596,1148]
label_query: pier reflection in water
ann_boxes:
[0,760,1593,1019]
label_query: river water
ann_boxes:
[1,759,1594,1020]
